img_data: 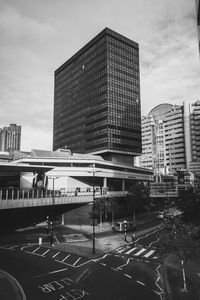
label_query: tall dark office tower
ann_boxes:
[53,28,141,163]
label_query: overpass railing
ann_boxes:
[0,188,128,210]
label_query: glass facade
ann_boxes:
[53,28,141,156]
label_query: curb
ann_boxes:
[0,269,27,300]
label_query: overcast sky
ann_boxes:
[0,0,199,151]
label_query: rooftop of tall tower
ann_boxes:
[55,27,139,75]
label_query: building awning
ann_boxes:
[0,163,53,175]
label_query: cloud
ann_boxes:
[0,0,199,151]
[21,125,52,152]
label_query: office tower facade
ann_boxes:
[0,124,21,152]
[138,101,200,176]
[53,28,141,163]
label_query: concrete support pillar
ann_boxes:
[122,179,125,191]
[61,214,65,225]
[103,177,107,188]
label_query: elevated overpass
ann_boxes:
[0,188,128,228]
[0,188,127,210]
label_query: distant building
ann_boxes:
[0,151,10,162]
[53,27,141,165]
[138,101,200,177]
[0,124,21,152]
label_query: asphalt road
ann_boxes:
[0,245,162,300]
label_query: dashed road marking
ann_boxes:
[124,274,132,279]
[136,280,146,286]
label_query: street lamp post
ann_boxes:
[124,220,127,242]
[50,176,58,246]
[88,164,101,254]
[92,164,96,254]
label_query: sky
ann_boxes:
[0,0,199,151]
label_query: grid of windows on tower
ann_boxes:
[54,29,141,155]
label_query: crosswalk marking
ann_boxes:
[143,249,156,258]
[125,247,137,255]
[118,247,130,254]
[62,254,70,262]
[42,249,50,256]
[32,247,40,253]
[116,245,159,260]
[73,257,82,266]
[134,248,146,256]
[52,251,60,258]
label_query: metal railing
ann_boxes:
[0,188,104,210]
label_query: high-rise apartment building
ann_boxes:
[53,28,141,164]
[196,0,200,53]
[0,124,21,152]
[138,101,200,176]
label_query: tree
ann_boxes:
[126,182,149,215]
[176,190,200,225]
[159,217,199,261]
[159,217,200,293]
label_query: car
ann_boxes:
[112,221,136,232]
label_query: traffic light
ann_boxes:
[46,216,50,235]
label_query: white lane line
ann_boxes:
[55,259,68,266]
[41,249,50,256]
[148,238,160,248]
[73,257,82,266]
[117,258,131,269]
[9,245,18,250]
[135,227,162,243]
[125,247,137,255]
[62,254,70,262]
[125,274,132,279]
[52,251,60,258]
[76,268,90,283]
[143,249,156,258]
[137,280,145,286]
[0,246,15,250]
[134,248,146,256]
[155,264,164,292]
[32,247,40,253]
[21,245,33,251]
[33,268,68,278]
